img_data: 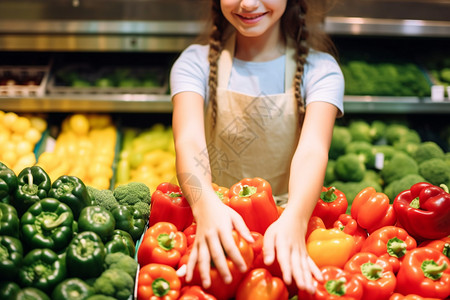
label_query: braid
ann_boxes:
[294,0,309,122]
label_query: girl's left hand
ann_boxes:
[262,208,323,294]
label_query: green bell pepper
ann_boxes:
[111,204,146,241]
[51,277,95,300]
[0,202,20,238]
[66,230,106,279]
[13,166,51,215]
[21,198,74,252]
[13,287,51,300]
[0,281,20,300]
[0,235,23,281]
[105,229,136,257]
[48,175,94,219]
[78,206,115,242]
[18,248,66,293]
[0,162,18,205]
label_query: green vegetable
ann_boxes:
[86,295,117,300]
[21,198,74,251]
[133,201,150,220]
[87,186,119,211]
[412,141,445,164]
[18,248,66,293]
[93,268,134,300]
[0,202,20,238]
[324,160,337,186]
[0,162,18,204]
[329,126,352,160]
[440,68,450,83]
[383,174,426,203]
[105,229,136,257]
[0,281,20,299]
[418,158,450,186]
[334,153,366,182]
[13,166,51,215]
[66,231,106,279]
[113,182,151,205]
[111,205,146,241]
[369,120,386,143]
[345,141,376,168]
[48,175,93,219]
[385,124,410,145]
[14,287,50,300]
[51,278,95,300]
[0,235,23,281]
[78,206,115,242]
[104,252,138,278]
[380,152,419,185]
[348,120,373,143]
[373,145,398,163]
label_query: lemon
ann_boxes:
[69,114,90,136]
[29,116,47,133]
[1,151,17,168]
[3,112,18,130]
[12,116,31,134]
[90,176,111,190]
[37,151,59,171]
[13,153,36,174]
[24,127,42,145]
[15,140,33,156]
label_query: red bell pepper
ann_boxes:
[228,177,279,234]
[183,223,197,247]
[351,187,396,233]
[395,247,450,299]
[311,186,348,228]
[179,285,217,300]
[236,268,288,300]
[149,182,194,231]
[333,213,368,256]
[419,236,450,259]
[344,252,396,300]
[298,266,363,300]
[137,221,187,268]
[137,263,181,300]
[212,183,230,206]
[389,293,441,300]
[393,182,450,240]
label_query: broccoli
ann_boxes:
[412,141,445,164]
[87,186,119,211]
[348,120,372,143]
[324,160,337,186]
[133,201,150,220]
[418,158,450,186]
[113,182,151,206]
[380,152,419,185]
[393,141,420,157]
[93,269,134,300]
[345,141,376,168]
[335,153,366,182]
[369,120,386,143]
[363,169,384,188]
[331,180,381,213]
[385,123,410,145]
[329,126,352,160]
[373,145,398,163]
[384,174,426,203]
[104,252,138,278]
[86,295,118,300]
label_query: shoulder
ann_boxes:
[173,44,209,68]
[305,50,342,73]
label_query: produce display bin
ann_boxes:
[0,65,51,97]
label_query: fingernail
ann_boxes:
[224,275,232,284]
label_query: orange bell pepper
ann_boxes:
[311,186,348,228]
[306,216,326,240]
[389,293,441,300]
[137,263,181,300]
[396,247,450,299]
[344,252,396,300]
[306,228,355,269]
[179,285,217,300]
[236,268,288,300]
[333,213,368,256]
[351,187,396,233]
[419,236,450,259]
[228,177,278,234]
[212,183,230,205]
[137,221,187,268]
[183,223,197,247]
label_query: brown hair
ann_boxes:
[206,0,338,128]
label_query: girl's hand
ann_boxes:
[263,208,323,294]
[186,195,254,288]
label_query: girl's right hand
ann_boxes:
[186,195,254,288]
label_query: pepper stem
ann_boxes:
[443,243,449,259]
[422,260,448,280]
[42,212,70,230]
[168,192,182,198]
[361,262,383,280]
[440,184,449,193]
[410,197,420,209]
[239,185,257,197]
[325,278,346,296]
[152,278,170,297]
[321,187,338,203]
[28,172,33,187]
[158,232,175,251]
[387,237,407,258]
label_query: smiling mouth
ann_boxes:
[237,12,268,20]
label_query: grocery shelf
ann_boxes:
[1,95,449,114]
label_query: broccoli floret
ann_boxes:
[385,124,410,145]
[384,174,426,203]
[324,160,337,186]
[418,158,450,186]
[373,145,398,163]
[369,120,386,143]
[345,141,376,168]
[329,126,352,160]
[335,153,366,182]
[87,186,119,211]
[412,141,445,164]
[86,296,117,300]
[393,141,420,157]
[380,152,419,185]
[363,169,384,188]
[93,269,134,300]
[113,182,151,206]
[349,120,372,143]
[104,252,138,278]
[133,201,150,220]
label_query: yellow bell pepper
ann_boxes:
[306,228,355,269]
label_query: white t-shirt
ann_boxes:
[170,44,344,116]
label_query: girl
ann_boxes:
[170,0,344,294]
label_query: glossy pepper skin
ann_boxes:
[419,236,450,259]
[183,222,197,247]
[15,287,51,300]
[228,177,279,235]
[395,247,450,299]
[21,197,74,252]
[13,165,51,215]
[0,235,23,281]
[66,230,106,279]
[306,228,355,269]
[78,205,115,242]
[137,263,181,300]
[236,268,288,300]
[0,281,20,299]
[51,278,95,300]
[393,182,450,240]
[212,183,230,205]
[0,162,18,204]
[149,182,194,231]
[111,204,146,242]
[179,285,217,300]
[18,248,67,293]
[105,229,136,257]
[351,187,396,233]
[138,221,187,268]
[0,202,20,238]
[311,186,348,228]
[344,252,396,300]
[389,293,441,300]
[48,175,93,219]
[333,213,368,256]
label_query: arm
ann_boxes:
[172,92,253,287]
[263,101,338,293]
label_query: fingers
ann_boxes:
[231,211,254,244]
[219,230,247,273]
[263,228,275,266]
[207,233,233,284]
[275,236,292,285]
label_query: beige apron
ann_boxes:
[205,35,305,196]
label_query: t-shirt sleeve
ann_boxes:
[303,52,345,117]
[169,44,209,100]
